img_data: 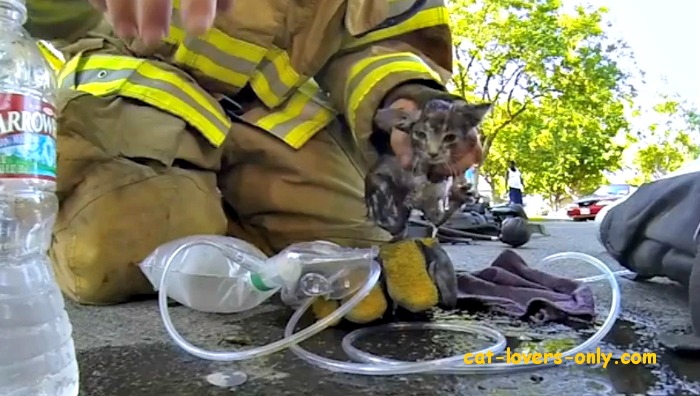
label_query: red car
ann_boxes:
[566,184,635,221]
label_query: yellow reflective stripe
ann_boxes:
[57,54,81,87]
[268,48,301,88]
[345,53,442,131]
[36,40,65,72]
[163,1,267,89]
[60,54,230,147]
[254,80,336,149]
[285,106,335,148]
[162,0,306,108]
[342,0,450,50]
[162,25,185,45]
[73,56,230,127]
[250,47,305,108]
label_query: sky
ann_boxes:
[573,0,700,182]
[582,0,700,110]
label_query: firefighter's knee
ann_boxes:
[51,157,227,305]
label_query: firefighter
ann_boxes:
[28,0,482,323]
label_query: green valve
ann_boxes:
[250,273,274,292]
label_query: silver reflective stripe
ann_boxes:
[266,97,329,139]
[71,68,230,134]
[250,48,305,108]
[59,72,76,90]
[388,0,419,16]
[170,13,264,87]
[254,57,295,103]
[253,81,337,148]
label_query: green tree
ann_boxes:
[485,96,625,208]
[447,0,636,204]
[629,98,700,183]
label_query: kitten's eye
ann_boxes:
[443,134,457,143]
[415,131,428,139]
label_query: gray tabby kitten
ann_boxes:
[365,98,492,239]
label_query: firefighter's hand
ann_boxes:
[311,238,458,325]
[89,0,232,45]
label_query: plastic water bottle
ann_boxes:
[0,0,80,394]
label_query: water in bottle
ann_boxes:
[0,0,80,394]
[139,235,304,314]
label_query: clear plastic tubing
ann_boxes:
[158,239,382,361]
[284,251,623,375]
[158,245,622,374]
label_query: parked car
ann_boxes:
[566,184,636,221]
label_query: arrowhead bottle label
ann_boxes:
[0,93,57,182]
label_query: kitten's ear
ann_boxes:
[456,102,493,125]
[469,103,493,122]
[373,107,420,132]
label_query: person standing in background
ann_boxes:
[506,161,524,205]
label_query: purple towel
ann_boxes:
[456,249,596,324]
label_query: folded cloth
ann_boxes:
[456,249,596,324]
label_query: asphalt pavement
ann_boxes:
[66,221,700,396]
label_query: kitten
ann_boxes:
[365,98,492,238]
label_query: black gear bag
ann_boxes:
[599,171,700,345]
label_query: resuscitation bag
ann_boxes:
[138,235,277,313]
[138,235,374,313]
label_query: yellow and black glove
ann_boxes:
[311,238,458,325]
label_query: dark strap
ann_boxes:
[354,0,428,38]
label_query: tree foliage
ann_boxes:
[447,0,636,204]
[627,98,700,184]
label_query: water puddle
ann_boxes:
[597,318,700,395]
[347,311,700,395]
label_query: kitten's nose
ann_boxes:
[429,152,439,158]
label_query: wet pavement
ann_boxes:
[66,221,700,395]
